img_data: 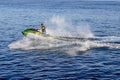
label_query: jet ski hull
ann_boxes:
[22,28,41,36]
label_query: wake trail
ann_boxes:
[8,34,120,56]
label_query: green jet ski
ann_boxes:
[22,28,54,40]
[22,28,41,36]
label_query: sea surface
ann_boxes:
[0,0,120,80]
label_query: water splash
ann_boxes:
[46,16,94,38]
[8,16,120,56]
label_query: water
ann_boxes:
[0,0,120,79]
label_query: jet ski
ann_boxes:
[22,28,41,36]
[22,28,54,39]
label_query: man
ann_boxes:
[38,23,46,35]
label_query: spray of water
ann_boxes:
[46,16,94,38]
[8,16,120,56]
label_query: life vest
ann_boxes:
[41,26,46,33]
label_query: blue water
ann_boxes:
[0,0,120,80]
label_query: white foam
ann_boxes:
[8,34,120,56]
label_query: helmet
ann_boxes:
[41,23,44,26]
